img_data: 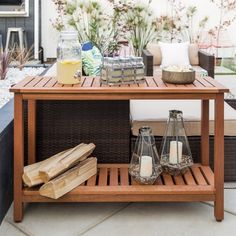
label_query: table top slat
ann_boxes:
[24,76,44,87]
[35,77,52,88]
[64,84,74,88]
[202,77,226,90]
[138,80,148,87]
[153,77,167,88]
[44,77,57,88]
[196,78,213,87]
[11,76,35,89]
[175,84,186,88]
[10,76,229,95]
[184,83,196,88]
[101,83,109,87]
[54,82,63,87]
[193,80,205,88]
[146,77,157,87]
[165,82,177,88]
[92,77,101,87]
[129,83,139,87]
[83,77,94,87]
[73,77,86,87]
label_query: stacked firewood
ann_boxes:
[23,143,97,199]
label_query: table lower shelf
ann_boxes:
[22,163,215,203]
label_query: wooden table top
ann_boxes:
[10,76,229,96]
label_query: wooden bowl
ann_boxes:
[162,69,195,84]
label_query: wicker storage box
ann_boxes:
[24,101,130,164]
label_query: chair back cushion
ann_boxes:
[147,43,199,66]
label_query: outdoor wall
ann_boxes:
[41,0,236,60]
[0,0,36,48]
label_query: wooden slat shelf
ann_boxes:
[22,164,215,203]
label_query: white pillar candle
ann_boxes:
[169,141,183,164]
[140,155,153,177]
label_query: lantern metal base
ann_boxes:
[161,155,193,176]
[129,164,162,185]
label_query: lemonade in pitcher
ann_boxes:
[57,31,82,84]
[57,60,82,84]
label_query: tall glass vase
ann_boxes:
[129,126,162,185]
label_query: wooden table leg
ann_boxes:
[201,100,209,166]
[214,94,224,222]
[28,100,36,164]
[14,94,24,222]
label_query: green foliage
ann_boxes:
[122,1,159,56]
[52,0,159,56]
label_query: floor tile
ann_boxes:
[0,220,26,236]
[5,203,127,236]
[224,189,236,214]
[82,202,236,236]
[205,189,236,215]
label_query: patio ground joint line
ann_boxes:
[201,202,236,217]
[78,203,131,236]
[4,217,31,236]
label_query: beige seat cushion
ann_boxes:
[147,43,162,66]
[147,43,199,66]
[131,100,236,136]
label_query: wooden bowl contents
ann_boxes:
[162,66,195,84]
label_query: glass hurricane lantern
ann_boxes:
[160,110,193,176]
[129,126,162,185]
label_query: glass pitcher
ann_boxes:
[57,31,82,84]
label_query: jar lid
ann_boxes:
[60,30,78,39]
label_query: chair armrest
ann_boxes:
[142,49,153,76]
[198,50,215,78]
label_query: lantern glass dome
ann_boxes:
[129,126,162,185]
[160,110,193,176]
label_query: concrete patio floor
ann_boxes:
[0,188,235,236]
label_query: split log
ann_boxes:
[23,147,75,187]
[39,143,95,183]
[39,157,97,199]
[23,143,95,187]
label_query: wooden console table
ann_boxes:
[10,76,229,222]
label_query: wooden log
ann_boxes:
[23,147,76,187]
[39,143,95,183]
[39,157,97,199]
[23,143,95,187]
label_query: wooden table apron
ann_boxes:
[11,76,228,223]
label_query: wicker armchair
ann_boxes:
[142,49,215,78]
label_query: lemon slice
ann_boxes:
[60,60,81,65]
